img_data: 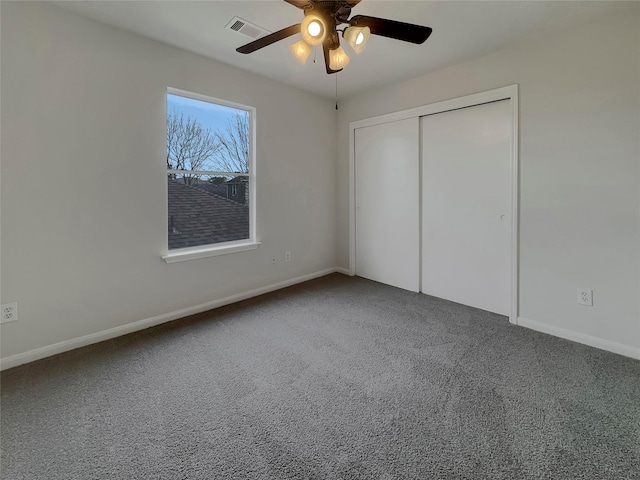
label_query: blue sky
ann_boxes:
[167,93,240,133]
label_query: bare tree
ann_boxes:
[167,108,219,185]
[213,111,249,173]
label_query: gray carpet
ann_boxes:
[1,274,639,480]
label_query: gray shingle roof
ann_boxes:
[193,183,228,197]
[168,179,249,250]
[227,176,248,184]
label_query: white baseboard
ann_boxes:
[517,317,640,360]
[334,267,353,276]
[0,267,344,371]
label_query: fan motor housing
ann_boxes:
[305,0,354,25]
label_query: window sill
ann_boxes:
[162,241,261,264]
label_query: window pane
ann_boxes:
[168,174,249,250]
[167,94,249,173]
[166,90,253,251]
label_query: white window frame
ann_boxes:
[162,87,259,263]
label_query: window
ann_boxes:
[164,88,256,261]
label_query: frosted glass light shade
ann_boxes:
[344,26,370,54]
[301,14,326,46]
[289,39,312,64]
[329,45,350,70]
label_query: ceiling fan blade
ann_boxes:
[349,15,432,44]
[283,0,313,9]
[322,39,342,75]
[236,24,301,54]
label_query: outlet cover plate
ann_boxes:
[577,288,593,306]
[1,302,18,323]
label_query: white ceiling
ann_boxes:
[55,0,631,99]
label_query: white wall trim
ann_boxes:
[509,87,520,326]
[166,87,258,250]
[518,316,640,360]
[348,85,520,323]
[349,85,518,131]
[334,267,353,276]
[162,241,261,263]
[0,268,346,371]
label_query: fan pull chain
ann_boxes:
[335,73,339,110]
[313,47,317,64]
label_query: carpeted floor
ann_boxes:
[1,273,639,479]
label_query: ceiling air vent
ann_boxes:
[225,17,269,39]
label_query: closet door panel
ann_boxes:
[421,100,512,315]
[355,118,420,291]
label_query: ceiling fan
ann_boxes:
[236,0,433,74]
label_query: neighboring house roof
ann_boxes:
[226,176,248,184]
[193,183,228,197]
[168,179,249,249]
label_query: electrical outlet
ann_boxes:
[577,288,593,306]
[271,256,277,265]
[1,302,18,323]
[285,251,291,262]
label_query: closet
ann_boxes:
[353,94,514,317]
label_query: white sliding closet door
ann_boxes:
[421,100,512,315]
[355,118,420,291]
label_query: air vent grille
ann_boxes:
[225,17,269,39]
[230,20,244,32]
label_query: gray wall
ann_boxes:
[1,2,338,359]
[336,7,640,354]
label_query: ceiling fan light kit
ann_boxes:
[329,44,350,70]
[343,25,370,54]
[236,0,432,75]
[289,39,313,63]
[300,13,326,46]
